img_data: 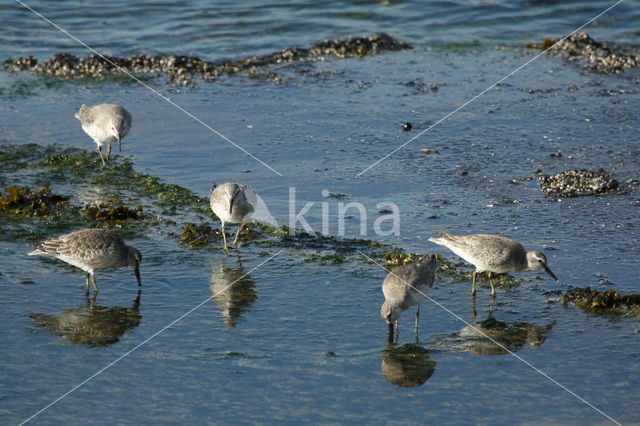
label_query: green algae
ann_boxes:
[0,142,54,171]
[0,143,191,241]
[1,142,439,269]
[37,147,104,176]
[253,222,291,237]
[279,232,390,253]
[29,144,206,216]
[304,253,346,265]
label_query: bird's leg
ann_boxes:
[472,293,477,319]
[90,273,99,293]
[387,323,394,343]
[97,146,107,166]
[488,272,496,298]
[106,142,112,161]
[471,271,477,295]
[233,223,243,247]
[221,223,229,252]
[85,273,90,296]
[415,305,421,342]
[394,320,399,343]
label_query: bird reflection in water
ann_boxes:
[30,290,142,346]
[210,257,257,327]
[380,343,436,387]
[442,313,554,355]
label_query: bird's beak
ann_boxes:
[134,265,142,286]
[544,266,558,281]
[117,134,122,152]
[229,194,236,215]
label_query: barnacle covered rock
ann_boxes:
[529,32,640,74]
[384,252,419,269]
[539,169,620,197]
[4,33,410,86]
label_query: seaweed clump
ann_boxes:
[3,33,410,86]
[0,183,70,216]
[540,32,640,74]
[179,222,222,247]
[85,202,143,222]
[525,38,555,50]
[539,169,621,197]
[563,286,640,314]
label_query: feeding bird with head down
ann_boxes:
[75,103,132,166]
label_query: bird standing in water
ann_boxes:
[28,228,142,294]
[381,255,437,342]
[210,183,257,252]
[428,230,557,298]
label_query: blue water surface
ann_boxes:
[1,1,639,424]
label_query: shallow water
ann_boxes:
[2,1,640,424]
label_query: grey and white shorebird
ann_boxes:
[428,230,557,297]
[28,228,142,293]
[381,255,437,339]
[75,103,132,166]
[210,183,257,252]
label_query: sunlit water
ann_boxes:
[1,1,639,424]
